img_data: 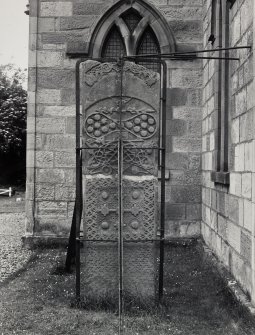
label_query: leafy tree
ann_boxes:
[0,64,27,154]
[0,65,27,187]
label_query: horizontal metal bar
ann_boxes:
[124,46,251,59]
[77,147,165,150]
[77,238,163,242]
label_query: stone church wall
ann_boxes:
[26,0,203,240]
[201,0,255,303]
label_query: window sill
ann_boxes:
[211,171,230,185]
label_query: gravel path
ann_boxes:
[0,195,32,283]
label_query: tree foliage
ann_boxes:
[0,64,27,154]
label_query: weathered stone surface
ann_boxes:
[170,186,201,203]
[59,15,97,30]
[36,184,55,200]
[54,152,75,167]
[186,204,201,220]
[36,151,54,168]
[165,203,186,220]
[37,201,67,216]
[55,185,75,201]
[227,221,241,254]
[37,118,66,134]
[37,69,75,89]
[40,2,73,17]
[73,2,109,15]
[37,168,65,184]
[240,230,252,264]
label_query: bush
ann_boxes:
[0,64,27,188]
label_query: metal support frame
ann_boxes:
[64,46,246,332]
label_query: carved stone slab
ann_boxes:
[84,177,157,240]
[81,61,160,177]
[80,61,160,301]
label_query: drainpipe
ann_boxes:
[251,0,255,306]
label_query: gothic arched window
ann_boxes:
[100,9,161,72]
[102,26,126,59]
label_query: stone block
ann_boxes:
[37,51,63,67]
[40,2,72,17]
[162,6,202,20]
[165,203,186,220]
[165,220,200,238]
[186,89,202,106]
[229,173,242,196]
[227,221,241,253]
[35,217,70,236]
[173,137,201,152]
[45,135,75,151]
[241,173,252,199]
[240,230,252,264]
[37,118,66,134]
[54,152,75,167]
[41,30,89,45]
[37,201,67,217]
[243,200,252,232]
[37,168,65,184]
[61,89,76,105]
[173,107,202,120]
[231,117,239,144]
[169,170,185,185]
[166,152,189,170]
[38,17,56,33]
[166,119,186,136]
[36,184,55,200]
[217,214,227,239]
[55,185,75,201]
[186,204,201,220]
[170,69,202,88]
[235,88,247,116]
[166,88,187,106]
[37,105,75,118]
[240,111,253,142]
[168,20,203,43]
[73,2,110,15]
[234,143,245,172]
[65,117,76,134]
[59,15,97,30]
[170,185,201,203]
[37,69,75,89]
[37,89,61,104]
[228,196,239,223]
[36,151,54,168]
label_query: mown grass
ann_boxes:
[0,243,255,334]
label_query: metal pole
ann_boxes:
[118,58,124,334]
[75,59,83,300]
[158,60,167,302]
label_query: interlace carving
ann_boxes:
[83,61,159,87]
[84,178,156,240]
[84,140,157,175]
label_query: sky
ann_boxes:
[0,0,29,69]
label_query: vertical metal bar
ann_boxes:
[159,60,167,302]
[118,58,124,334]
[75,59,82,300]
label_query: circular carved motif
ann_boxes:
[131,221,139,230]
[85,97,157,139]
[132,191,140,199]
[101,191,108,200]
[101,221,109,230]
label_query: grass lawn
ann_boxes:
[0,242,255,334]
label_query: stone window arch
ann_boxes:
[89,0,175,60]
